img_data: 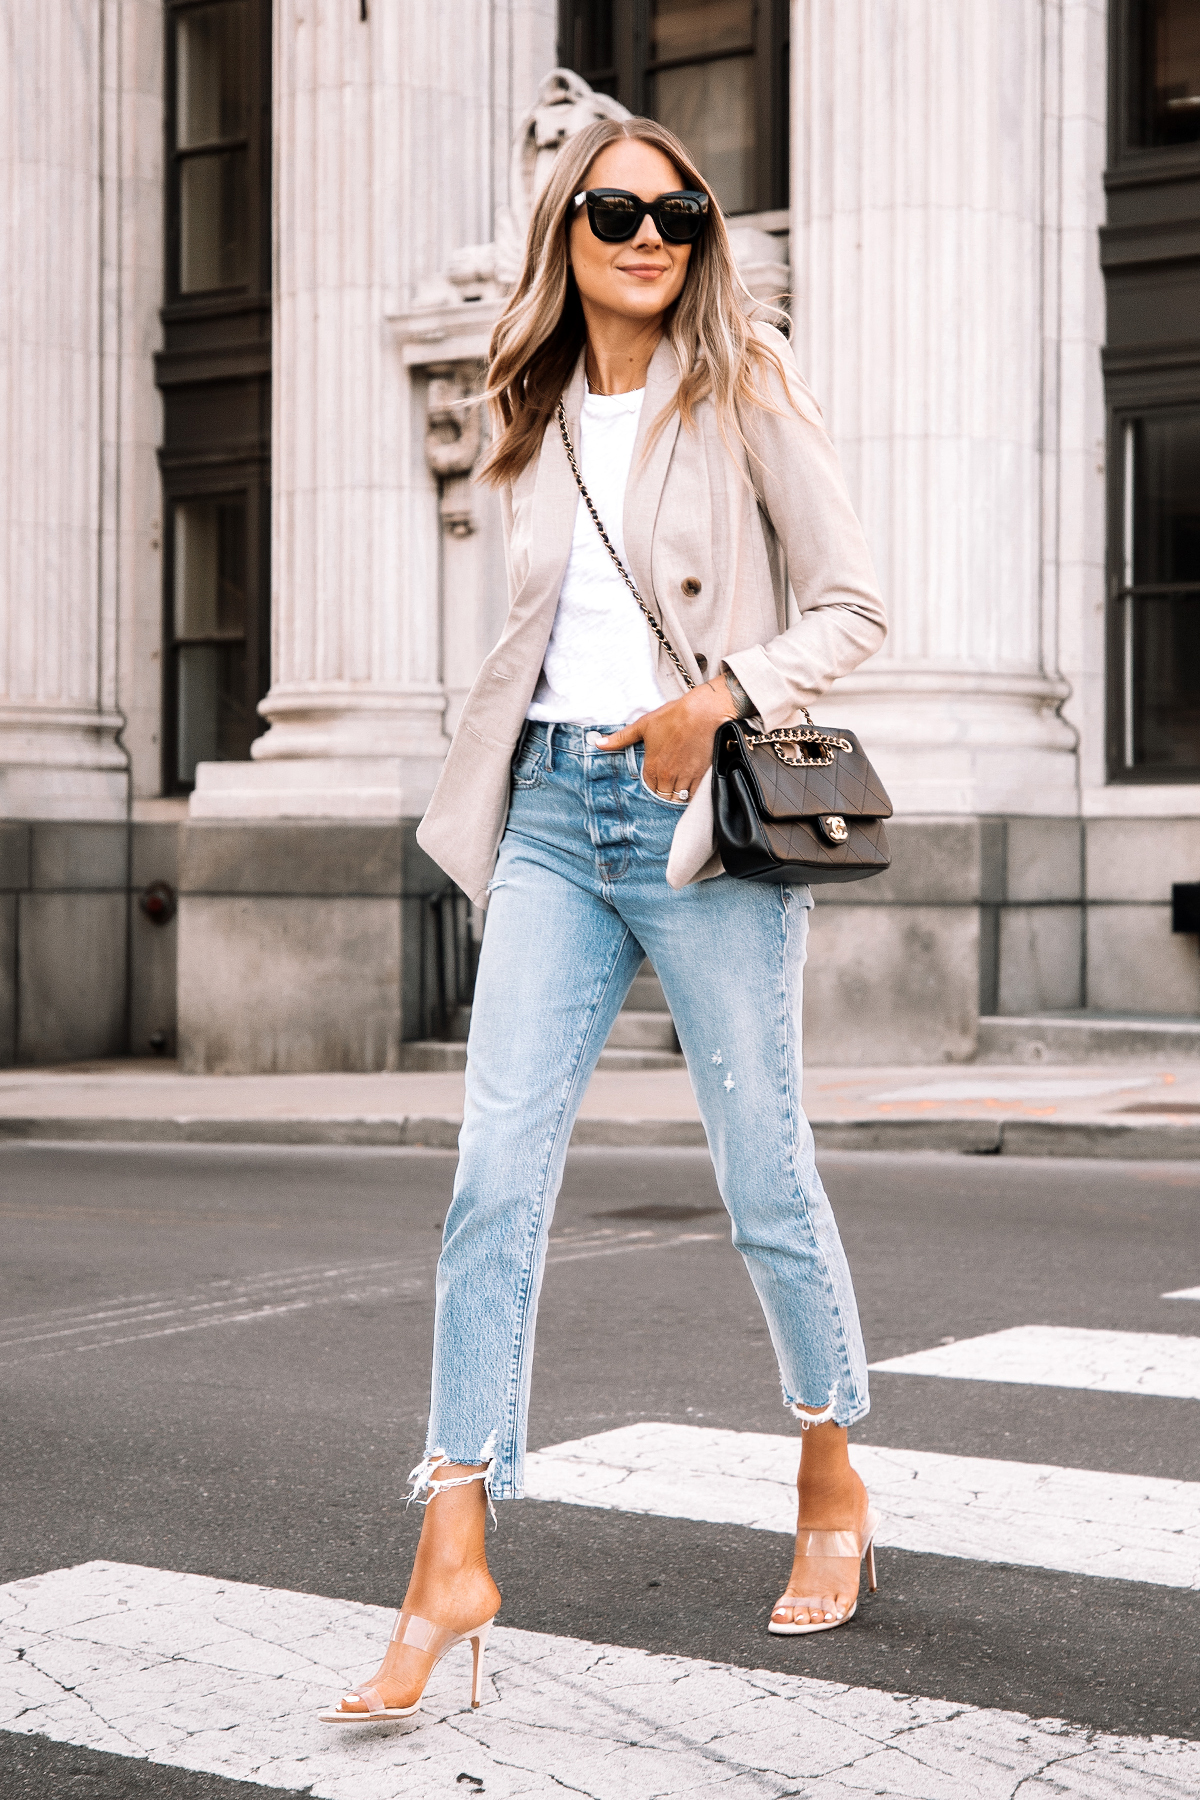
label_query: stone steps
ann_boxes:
[395,1041,687,1072]
[625,970,671,1013]
[605,1010,679,1051]
[400,961,685,1072]
[406,1005,1200,1073]
[976,1012,1200,1065]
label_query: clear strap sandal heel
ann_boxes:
[319,1451,498,1724]
[320,1610,495,1722]
[769,1502,882,1636]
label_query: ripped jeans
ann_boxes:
[425,720,870,1500]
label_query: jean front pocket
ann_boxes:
[511,734,547,790]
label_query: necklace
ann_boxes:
[585,363,645,399]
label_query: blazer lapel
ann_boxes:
[623,338,691,689]
[506,350,585,627]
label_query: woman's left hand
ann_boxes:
[596,677,739,801]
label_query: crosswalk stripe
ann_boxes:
[523,1422,1200,1589]
[1164,1285,1200,1300]
[3,1561,1197,1799]
[868,1325,1200,1398]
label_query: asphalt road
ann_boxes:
[1,1142,1198,1797]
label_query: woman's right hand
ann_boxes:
[596,677,739,800]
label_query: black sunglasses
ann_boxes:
[574,187,709,245]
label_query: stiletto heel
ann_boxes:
[769,1500,882,1636]
[319,1451,498,1724]
[469,1618,492,1709]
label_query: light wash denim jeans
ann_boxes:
[425,721,870,1500]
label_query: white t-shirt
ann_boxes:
[526,386,667,725]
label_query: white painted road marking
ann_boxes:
[3,1562,1197,1799]
[0,1232,708,1370]
[0,1259,428,1369]
[545,1228,722,1266]
[523,1422,1200,1589]
[869,1324,1200,1399]
[1164,1285,1200,1300]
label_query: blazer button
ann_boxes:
[695,653,708,673]
[681,576,702,597]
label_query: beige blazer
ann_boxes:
[417,327,886,903]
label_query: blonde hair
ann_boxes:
[479,116,794,487]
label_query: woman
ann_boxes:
[322,115,887,1725]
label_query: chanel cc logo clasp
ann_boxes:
[818,814,850,844]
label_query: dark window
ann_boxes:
[1103,5,1200,782]
[168,496,259,786]
[564,0,617,95]
[1112,410,1200,775]
[649,2,756,215]
[1128,0,1200,150]
[559,1,789,214]
[175,2,251,292]
[158,0,271,795]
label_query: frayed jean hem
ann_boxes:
[784,1381,871,1431]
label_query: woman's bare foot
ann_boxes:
[338,1464,501,1713]
[771,1421,868,1629]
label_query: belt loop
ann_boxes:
[545,722,555,772]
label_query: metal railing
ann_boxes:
[418,885,481,1041]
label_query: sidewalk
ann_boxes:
[2,1058,1200,1157]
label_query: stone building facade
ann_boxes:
[2,1,1198,1070]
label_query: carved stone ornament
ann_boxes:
[493,68,630,286]
[410,70,630,312]
[425,364,484,479]
[425,361,486,536]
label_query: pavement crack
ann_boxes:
[485,1663,801,1792]
[21,1647,144,1755]
[1009,1741,1100,1798]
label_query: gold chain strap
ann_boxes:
[744,725,854,768]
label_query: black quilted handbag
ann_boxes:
[556,402,893,886]
[713,716,892,884]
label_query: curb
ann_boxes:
[998,1118,1200,1159]
[0,1116,461,1149]
[2,1113,1200,1158]
[813,1118,1200,1158]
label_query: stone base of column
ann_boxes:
[811,672,1079,816]
[175,819,451,1073]
[189,757,448,821]
[0,712,128,821]
[0,819,180,1067]
[190,685,450,819]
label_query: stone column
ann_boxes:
[0,4,128,819]
[192,0,555,819]
[789,0,1081,815]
